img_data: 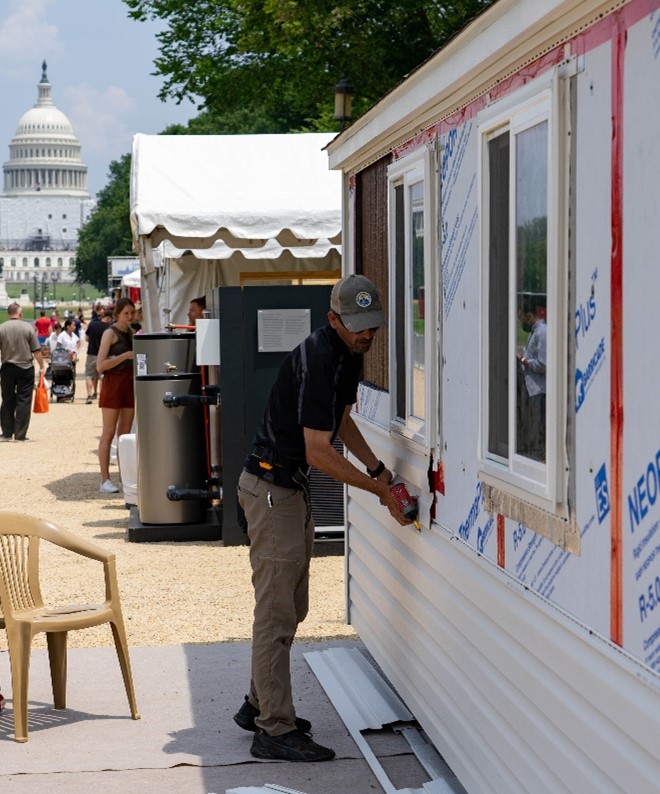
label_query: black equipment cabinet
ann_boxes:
[218,285,343,546]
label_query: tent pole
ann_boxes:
[140,237,159,333]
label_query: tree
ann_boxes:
[74,1,495,283]
[124,0,495,131]
[74,155,133,289]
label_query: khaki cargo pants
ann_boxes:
[237,470,314,736]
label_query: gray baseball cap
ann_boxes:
[330,274,386,333]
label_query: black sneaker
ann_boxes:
[250,729,335,762]
[233,695,312,733]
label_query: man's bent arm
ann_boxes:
[303,421,409,526]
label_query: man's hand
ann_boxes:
[305,421,413,527]
[375,480,414,526]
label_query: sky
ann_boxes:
[0,0,195,196]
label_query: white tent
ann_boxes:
[121,268,141,288]
[129,132,341,330]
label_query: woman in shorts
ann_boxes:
[96,297,135,494]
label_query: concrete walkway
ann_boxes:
[0,639,435,793]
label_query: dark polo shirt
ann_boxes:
[251,324,362,469]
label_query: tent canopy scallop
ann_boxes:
[130,132,341,243]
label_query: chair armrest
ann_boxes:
[45,524,114,564]
[47,524,122,605]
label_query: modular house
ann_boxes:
[327,0,660,790]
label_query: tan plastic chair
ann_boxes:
[0,512,140,742]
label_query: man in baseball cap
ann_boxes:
[329,273,387,332]
[234,272,411,763]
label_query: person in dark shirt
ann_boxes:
[235,275,411,762]
[84,309,113,403]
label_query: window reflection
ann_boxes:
[515,121,547,462]
[410,181,425,420]
[487,132,510,459]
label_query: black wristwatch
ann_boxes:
[367,460,385,478]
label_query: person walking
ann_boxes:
[0,302,46,441]
[34,310,52,347]
[84,308,112,403]
[235,274,412,762]
[96,298,135,493]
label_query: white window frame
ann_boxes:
[387,146,436,448]
[478,74,568,513]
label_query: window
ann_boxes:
[388,147,435,445]
[479,80,567,513]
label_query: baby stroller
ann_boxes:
[50,346,76,403]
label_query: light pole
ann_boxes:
[51,271,59,303]
[33,275,38,319]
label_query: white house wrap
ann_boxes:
[327,0,660,791]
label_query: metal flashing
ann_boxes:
[305,647,464,794]
[226,786,307,794]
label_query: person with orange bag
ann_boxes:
[0,302,45,441]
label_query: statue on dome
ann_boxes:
[41,60,47,81]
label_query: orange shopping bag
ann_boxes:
[33,372,49,413]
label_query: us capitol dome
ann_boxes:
[4,61,89,197]
[0,62,96,291]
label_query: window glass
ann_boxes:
[487,132,510,459]
[481,91,554,495]
[515,121,548,463]
[389,151,432,444]
[410,181,425,420]
[394,184,406,420]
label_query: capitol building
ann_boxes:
[0,62,96,297]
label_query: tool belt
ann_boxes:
[244,445,310,491]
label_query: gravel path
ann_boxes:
[0,348,355,650]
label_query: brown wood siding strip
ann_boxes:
[356,156,391,390]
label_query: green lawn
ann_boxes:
[2,282,106,322]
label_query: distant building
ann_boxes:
[0,61,96,295]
